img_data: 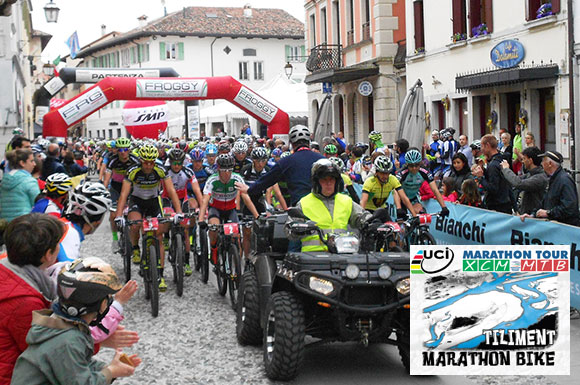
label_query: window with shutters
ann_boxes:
[469,0,493,37]
[332,0,341,46]
[286,45,305,62]
[526,0,560,21]
[346,0,355,45]
[165,42,177,60]
[452,0,467,41]
[413,0,425,52]
[161,42,184,60]
[362,0,371,41]
[239,61,249,80]
[121,48,130,67]
[253,61,264,80]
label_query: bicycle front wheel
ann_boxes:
[174,233,184,297]
[149,241,160,317]
[121,225,132,282]
[416,230,436,246]
[199,227,209,284]
[228,243,241,311]
[216,244,228,297]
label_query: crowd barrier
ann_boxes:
[381,195,580,308]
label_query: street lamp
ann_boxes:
[42,63,54,76]
[284,61,293,79]
[44,0,60,23]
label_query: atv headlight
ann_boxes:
[378,264,392,280]
[396,278,410,295]
[309,276,334,296]
[345,264,360,279]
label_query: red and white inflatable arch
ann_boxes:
[42,76,289,138]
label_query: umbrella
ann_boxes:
[313,93,333,145]
[396,79,425,150]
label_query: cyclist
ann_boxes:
[323,144,338,158]
[397,148,449,216]
[190,147,213,190]
[240,147,287,259]
[368,131,386,154]
[163,148,203,276]
[232,141,252,174]
[31,173,73,218]
[360,155,417,219]
[198,154,259,266]
[114,144,183,292]
[103,137,139,248]
[268,148,282,168]
[98,140,116,182]
[204,143,218,173]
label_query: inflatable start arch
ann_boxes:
[42,76,290,138]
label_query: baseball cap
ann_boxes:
[538,150,564,164]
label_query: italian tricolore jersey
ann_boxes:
[203,173,245,211]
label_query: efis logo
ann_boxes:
[411,247,454,274]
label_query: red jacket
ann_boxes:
[0,263,51,384]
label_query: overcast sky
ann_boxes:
[30,0,305,62]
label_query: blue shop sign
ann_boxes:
[490,40,525,69]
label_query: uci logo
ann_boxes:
[421,247,454,274]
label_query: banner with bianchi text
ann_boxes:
[410,245,570,375]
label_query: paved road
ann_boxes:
[86,221,577,384]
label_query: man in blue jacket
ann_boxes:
[238,125,324,207]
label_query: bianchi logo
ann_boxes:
[234,86,278,123]
[411,247,455,274]
[136,79,208,98]
[58,86,108,125]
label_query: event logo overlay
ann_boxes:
[410,245,570,375]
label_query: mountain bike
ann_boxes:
[115,206,132,282]
[163,208,194,297]
[399,213,440,251]
[208,221,242,310]
[127,216,170,317]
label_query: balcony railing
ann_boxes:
[306,44,343,73]
[362,22,371,40]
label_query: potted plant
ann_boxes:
[451,32,467,43]
[472,23,488,38]
[536,3,553,19]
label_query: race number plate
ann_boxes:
[223,223,239,235]
[143,218,159,231]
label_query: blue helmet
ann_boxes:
[205,144,218,156]
[190,147,205,161]
[404,148,423,165]
[272,148,283,157]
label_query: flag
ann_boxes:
[66,31,80,59]
[52,55,61,66]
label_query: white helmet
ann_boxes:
[233,140,248,154]
[289,125,311,144]
[67,181,112,217]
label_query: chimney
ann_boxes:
[101,24,107,36]
[137,15,148,28]
[243,4,252,18]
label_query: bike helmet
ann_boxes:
[107,140,116,149]
[405,148,423,165]
[233,141,248,154]
[138,144,159,161]
[310,141,320,151]
[355,142,369,152]
[218,142,231,153]
[368,131,382,142]
[31,144,44,155]
[311,158,344,197]
[441,130,453,140]
[244,135,253,145]
[168,148,186,163]
[57,257,122,319]
[280,151,291,158]
[470,140,482,150]
[374,155,393,173]
[206,144,218,156]
[175,140,188,151]
[115,137,131,149]
[324,144,338,155]
[289,124,310,144]
[251,147,268,160]
[217,153,235,170]
[362,155,372,166]
[45,173,73,196]
[67,181,112,218]
[12,127,24,136]
[329,156,345,171]
[190,147,205,161]
[271,148,282,157]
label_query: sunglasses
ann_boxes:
[118,148,129,152]
[219,168,233,173]
[171,161,183,166]
[141,160,155,166]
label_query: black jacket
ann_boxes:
[40,156,67,181]
[501,165,548,215]
[542,166,580,226]
[480,153,512,209]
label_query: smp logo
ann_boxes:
[411,248,454,275]
[134,111,166,123]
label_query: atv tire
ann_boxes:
[397,309,410,373]
[263,291,305,381]
[236,269,262,345]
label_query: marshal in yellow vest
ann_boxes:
[299,193,353,252]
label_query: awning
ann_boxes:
[455,64,559,91]
[304,65,379,85]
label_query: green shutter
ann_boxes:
[285,45,291,61]
[137,45,142,62]
[301,45,306,62]
[160,42,166,60]
[178,42,184,60]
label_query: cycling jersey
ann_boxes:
[398,167,433,202]
[162,166,197,200]
[31,197,63,218]
[126,165,168,200]
[203,173,245,211]
[193,166,213,190]
[106,154,140,185]
[241,164,269,213]
[362,175,402,211]
[57,219,83,262]
[234,158,252,174]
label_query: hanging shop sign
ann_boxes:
[491,40,525,69]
